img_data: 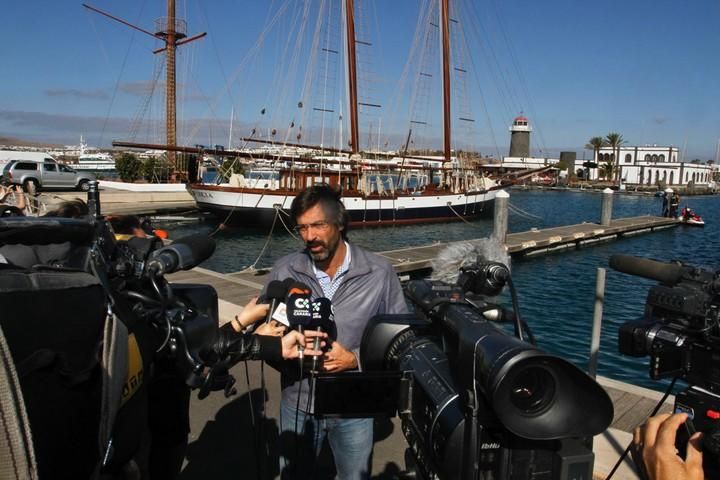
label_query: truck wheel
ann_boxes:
[78,180,90,192]
[23,179,39,195]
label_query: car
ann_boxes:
[1,160,96,192]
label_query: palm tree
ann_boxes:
[605,132,625,183]
[599,160,615,181]
[585,136,605,163]
[584,137,605,181]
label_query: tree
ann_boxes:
[584,136,605,164]
[115,153,142,182]
[599,160,615,181]
[604,132,625,182]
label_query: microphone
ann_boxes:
[609,254,685,285]
[263,280,289,324]
[286,282,312,360]
[310,297,334,372]
[431,239,510,285]
[146,234,216,275]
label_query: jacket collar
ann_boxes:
[289,242,371,281]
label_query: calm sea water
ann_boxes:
[157,189,720,391]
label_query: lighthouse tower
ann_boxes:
[509,115,532,157]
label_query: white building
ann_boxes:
[575,145,716,187]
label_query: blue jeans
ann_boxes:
[280,402,373,480]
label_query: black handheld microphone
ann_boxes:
[286,283,312,360]
[609,254,685,285]
[146,234,216,275]
[310,297,334,373]
[263,280,289,324]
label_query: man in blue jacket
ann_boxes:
[264,184,408,479]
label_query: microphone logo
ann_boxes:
[295,297,310,310]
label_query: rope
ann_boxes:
[276,207,300,240]
[238,207,280,273]
[446,203,476,226]
[508,202,543,221]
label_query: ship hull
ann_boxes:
[188,184,498,227]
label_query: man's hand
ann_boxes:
[633,413,704,480]
[322,341,358,373]
[281,330,326,360]
[254,320,286,337]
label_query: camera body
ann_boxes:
[361,263,613,480]
[611,254,720,475]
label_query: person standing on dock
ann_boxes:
[669,190,681,218]
[263,184,407,480]
[661,189,671,217]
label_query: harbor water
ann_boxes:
[158,189,720,392]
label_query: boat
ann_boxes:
[185,0,506,227]
[678,207,705,227]
[74,137,116,171]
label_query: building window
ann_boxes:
[670,172,674,184]
[652,155,658,162]
[655,171,659,184]
[658,154,665,162]
[625,154,632,163]
[663,171,667,182]
[672,155,676,161]
[644,154,651,161]
[610,153,615,162]
[647,169,652,185]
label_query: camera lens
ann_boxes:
[509,366,555,415]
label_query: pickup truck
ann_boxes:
[2,160,96,192]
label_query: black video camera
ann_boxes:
[361,261,614,480]
[0,181,237,477]
[610,254,720,475]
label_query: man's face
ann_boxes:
[295,203,342,264]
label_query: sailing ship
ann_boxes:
[185,0,506,227]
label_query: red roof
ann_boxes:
[514,116,528,122]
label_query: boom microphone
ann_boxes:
[431,239,510,285]
[310,297,334,372]
[609,254,685,285]
[146,234,216,275]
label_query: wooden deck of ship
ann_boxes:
[171,213,679,480]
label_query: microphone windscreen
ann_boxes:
[609,255,684,285]
[287,281,311,297]
[287,292,312,327]
[266,280,288,301]
[173,233,216,265]
[310,297,334,328]
[431,239,509,284]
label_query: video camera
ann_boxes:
[360,260,614,480]
[0,181,239,477]
[610,254,720,475]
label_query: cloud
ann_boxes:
[44,88,109,100]
[119,81,210,102]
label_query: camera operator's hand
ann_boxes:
[231,297,270,332]
[633,413,704,480]
[254,320,286,337]
[281,330,326,360]
[322,341,358,373]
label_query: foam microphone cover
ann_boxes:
[266,280,288,301]
[287,291,312,328]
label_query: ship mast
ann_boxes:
[344,0,360,155]
[440,0,452,163]
[83,1,206,180]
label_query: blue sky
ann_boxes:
[1,0,719,160]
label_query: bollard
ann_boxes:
[588,267,606,378]
[493,190,509,244]
[600,188,613,226]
